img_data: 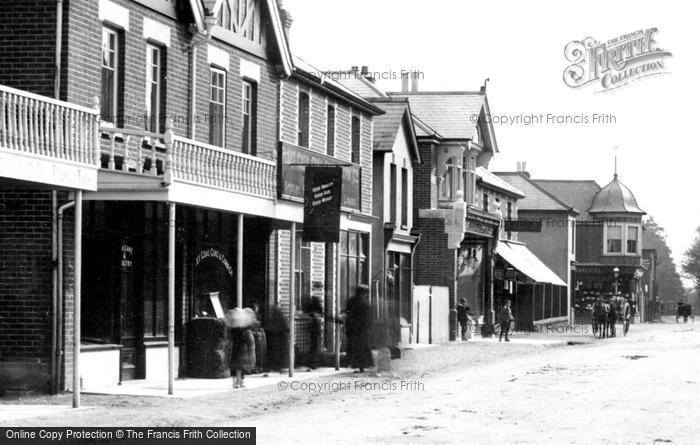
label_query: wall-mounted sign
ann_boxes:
[121,243,133,270]
[278,142,361,211]
[195,248,233,277]
[303,166,343,243]
[504,219,542,233]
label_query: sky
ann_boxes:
[285,0,698,286]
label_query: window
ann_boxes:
[482,193,489,212]
[401,167,409,227]
[351,116,361,164]
[326,105,336,156]
[298,92,310,147]
[495,198,501,215]
[441,157,462,201]
[385,252,412,323]
[389,164,397,223]
[626,225,639,254]
[606,225,623,254]
[339,231,369,313]
[209,67,226,147]
[507,201,513,240]
[242,80,257,155]
[145,44,164,132]
[294,234,312,312]
[101,27,120,123]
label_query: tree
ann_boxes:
[643,217,685,300]
[682,225,700,291]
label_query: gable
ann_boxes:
[199,0,292,74]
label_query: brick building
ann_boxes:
[0,0,380,395]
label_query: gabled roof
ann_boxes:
[476,167,525,198]
[386,91,485,141]
[494,172,579,214]
[534,180,601,220]
[588,175,645,215]
[196,0,293,76]
[411,114,442,138]
[365,98,420,162]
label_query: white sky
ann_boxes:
[285,0,698,285]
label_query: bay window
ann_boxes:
[605,223,640,255]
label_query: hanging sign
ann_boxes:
[303,166,343,243]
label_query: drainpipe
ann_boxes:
[189,17,216,140]
[57,200,74,395]
[51,0,64,395]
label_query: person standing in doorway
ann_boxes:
[344,285,373,373]
[456,298,471,340]
[498,299,514,342]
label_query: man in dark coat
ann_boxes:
[456,298,469,341]
[265,303,290,371]
[498,300,514,342]
[344,285,373,372]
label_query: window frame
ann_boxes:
[145,43,163,133]
[208,66,227,147]
[101,26,120,124]
[241,79,257,155]
[401,167,409,228]
[326,104,336,156]
[351,115,361,164]
[603,224,624,255]
[297,91,310,148]
[440,156,462,202]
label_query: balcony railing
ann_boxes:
[99,125,276,199]
[0,84,99,165]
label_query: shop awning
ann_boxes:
[496,241,567,286]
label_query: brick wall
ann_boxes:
[414,217,457,301]
[0,1,58,97]
[0,189,76,391]
[414,141,437,211]
[279,78,373,215]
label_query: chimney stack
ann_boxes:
[517,161,530,178]
[401,72,409,93]
[411,73,419,92]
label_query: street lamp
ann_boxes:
[613,267,620,295]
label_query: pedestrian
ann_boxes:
[344,285,373,373]
[225,308,256,389]
[498,299,514,342]
[456,298,470,340]
[251,303,267,374]
[265,303,290,372]
[308,296,324,369]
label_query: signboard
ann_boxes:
[504,219,542,233]
[278,142,361,211]
[303,166,343,243]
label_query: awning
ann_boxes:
[496,241,567,286]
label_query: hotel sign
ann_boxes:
[504,219,542,233]
[278,142,361,211]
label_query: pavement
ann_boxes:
[0,405,93,423]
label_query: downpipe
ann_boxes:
[57,200,75,392]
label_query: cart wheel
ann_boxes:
[623,320,630,336]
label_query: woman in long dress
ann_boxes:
[344,285,373,372]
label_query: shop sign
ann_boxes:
[303,166,343,243]
[195,248,234,277]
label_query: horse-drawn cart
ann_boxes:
[592,295,631,338]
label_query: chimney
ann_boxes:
[411,73,419,92]
[350,65,359,77]
[360,65,375,83]
[401,72,409,93]
[517,161,530,178]
[276,0,293,43]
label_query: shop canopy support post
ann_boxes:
[168,202,176,395]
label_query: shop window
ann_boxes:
[294,234,312,313]
[339,231,369,312]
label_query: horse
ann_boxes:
[592,300,610,339]
[606,299,618,337]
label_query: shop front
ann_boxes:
[79,201,275,389]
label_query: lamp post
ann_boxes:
[613,267,620,295]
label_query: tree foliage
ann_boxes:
[643,217,685,299]
[682,225,700,290]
